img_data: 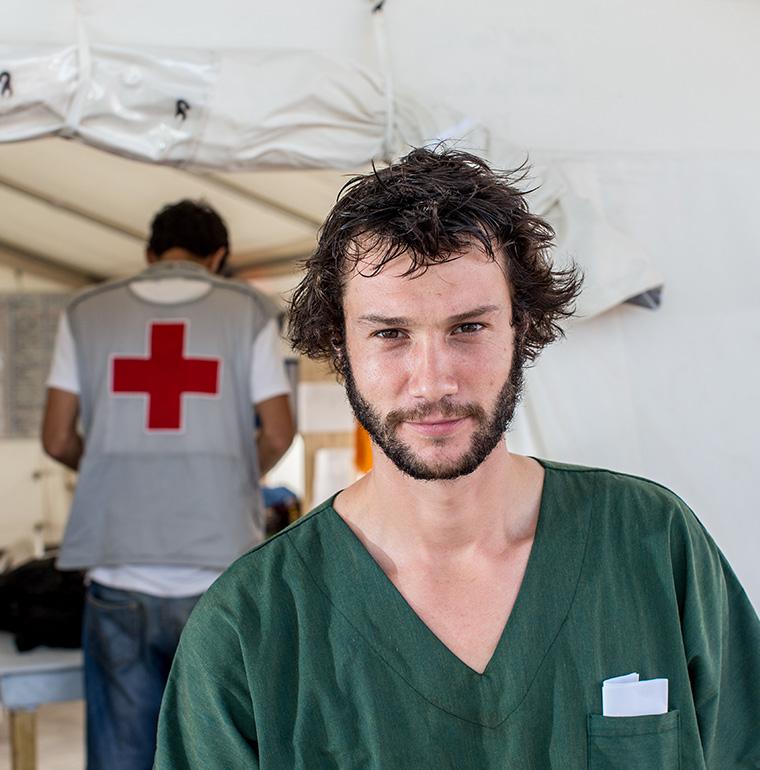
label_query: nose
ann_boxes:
[407,337,458,401]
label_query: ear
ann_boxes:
[511,313,532,358]
[146,249,159,264]
[207,247,227,274]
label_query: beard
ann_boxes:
[343,350,525,481]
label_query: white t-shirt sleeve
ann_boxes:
[47,312,80,394]
[250,318,291,404]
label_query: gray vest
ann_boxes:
[57,261,276,570]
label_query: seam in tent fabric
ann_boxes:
[371,2,395,164]
[64,16,91,136]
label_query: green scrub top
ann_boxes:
[154,460,760,769]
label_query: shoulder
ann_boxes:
[539,460,732,607]
[65,276,133,314]
[224,500,333,582]
[541,458,694,517]
[185,502,335,637]
[207,276,281,318]
[539,458,712,555]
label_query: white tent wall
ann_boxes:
[0,440,72,557]
[0,268,74,559]
[0,0,758,606]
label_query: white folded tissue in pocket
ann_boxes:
[602,672,669,717]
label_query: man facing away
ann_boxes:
[154,152,759,768]
[42,199,295,769]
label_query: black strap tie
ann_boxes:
[372,1,385,12]
[175,99,190,120]
[0,72,12,98]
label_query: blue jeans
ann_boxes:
[83,582,200,770]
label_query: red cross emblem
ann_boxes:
[111,321,221,431]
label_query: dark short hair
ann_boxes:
[148,199,229,270]
[288,147,582,375]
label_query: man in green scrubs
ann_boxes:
[154,149,760,769]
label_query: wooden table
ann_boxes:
[0,632,83,770]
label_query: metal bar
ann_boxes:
[229,236,315,275]
[190,172,324,228]
[230,255,309,277]
[0,175,146,242]
[0,239,102,286]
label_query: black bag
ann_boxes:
[0,556,85,652]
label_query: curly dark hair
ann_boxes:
[288,147,582,374]
[148,199,230,273]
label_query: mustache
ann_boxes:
[384,399,487,431]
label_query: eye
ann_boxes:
[453,322,484,335]
[373,328,405,340]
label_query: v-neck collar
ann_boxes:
[291,460,593,727]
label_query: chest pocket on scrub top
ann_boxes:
[586,711,680,769]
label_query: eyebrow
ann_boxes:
[357,305,502,326]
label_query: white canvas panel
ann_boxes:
[546,192,663,320]
[385,0,760,153]
[0,2,78,45]
[0,44,392,168]
[201,49,387,169]
[0,0,372,53]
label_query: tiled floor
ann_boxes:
[0,701,84,770]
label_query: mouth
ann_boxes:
[403,417,469,437]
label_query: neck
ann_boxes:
[335,444,543,562]
[152,248,207,267]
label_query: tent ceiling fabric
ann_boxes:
[0,138,354,281]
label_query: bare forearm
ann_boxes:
[254,394,296,478]
[257,433,290,476]
[41,388,83,471]
[46,433,84,471]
